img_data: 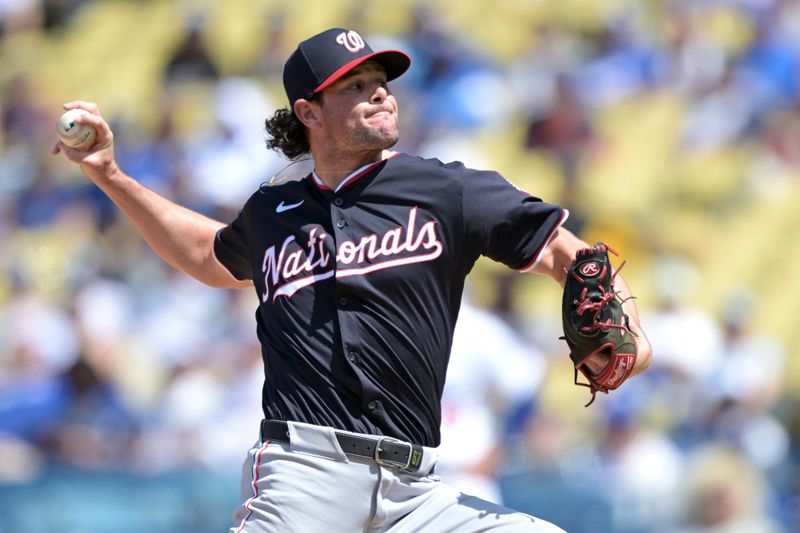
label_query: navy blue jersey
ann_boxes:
[214,152,566,446]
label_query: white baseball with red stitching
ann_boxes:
[57,109,96,150]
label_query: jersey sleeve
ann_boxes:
[213,202,253,281]
[460,167,567,271]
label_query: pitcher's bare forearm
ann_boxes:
[52,101,250,289]
[96,167,249,288]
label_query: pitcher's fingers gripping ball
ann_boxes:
[56,108,97,150]
[561,243,637,406]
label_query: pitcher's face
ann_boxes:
[315,62,400,153]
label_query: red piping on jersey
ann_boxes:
[518,208,570,273]
[312,152,400,192]
[234,440,271,533]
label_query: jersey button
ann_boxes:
[347,352,360,364]
[367,400,381,411]
[333,197,344,207]
[336,219,346,229]
[338,297,348,307]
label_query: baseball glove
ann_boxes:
[561,243,637,406]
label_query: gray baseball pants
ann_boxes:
[229,420,565,532]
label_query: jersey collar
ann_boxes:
[312,151,400,193]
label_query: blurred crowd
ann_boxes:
[1,1,799,531]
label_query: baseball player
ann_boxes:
[54,28,652,532]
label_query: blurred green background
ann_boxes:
[0,0,798,532]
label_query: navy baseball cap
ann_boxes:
[283,28,411,107]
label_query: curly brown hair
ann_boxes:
[264,107,309,160]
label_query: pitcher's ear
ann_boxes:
[293,99,322,129]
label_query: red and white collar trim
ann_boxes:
[312,151,400,192]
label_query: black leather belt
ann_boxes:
[260,419,425,473]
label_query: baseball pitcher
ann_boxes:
[54,27,652,532]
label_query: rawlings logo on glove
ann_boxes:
[561,243,637,406]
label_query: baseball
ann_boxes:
[56,109,97,150]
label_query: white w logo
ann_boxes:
[336,31,366,53]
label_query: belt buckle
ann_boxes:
[374,436,412,470]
